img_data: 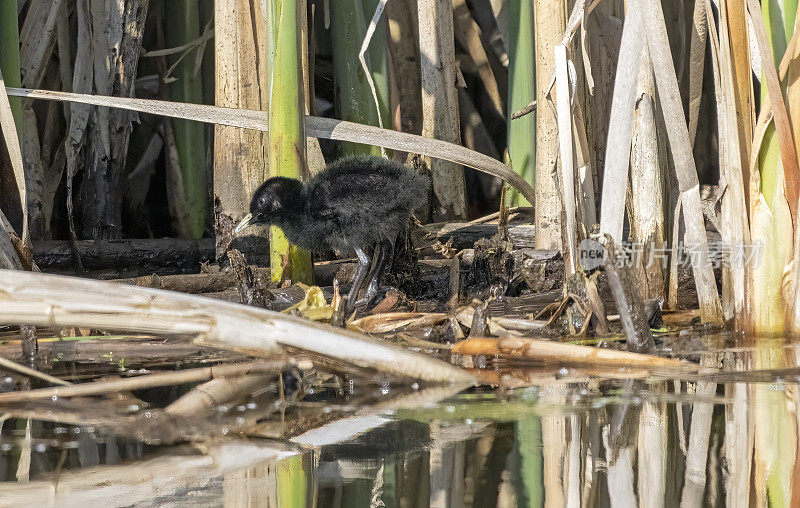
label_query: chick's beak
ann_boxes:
[234,213,255,234]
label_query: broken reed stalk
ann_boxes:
[266,0,314,285]
[603,237,654,351]
[0,361,286,403]
[628,46,667,300]
[641,0,722,324]
[452,336,693,370]
[0,270,474,383]
[3,87,538,204]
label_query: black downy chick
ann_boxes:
[235,156,429,313]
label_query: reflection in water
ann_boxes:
[315,347,800,507]
[1,341,799,506]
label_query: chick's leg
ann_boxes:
[359,241,389,306]
[345,247,371,314]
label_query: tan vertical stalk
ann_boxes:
[418,0,467,220]
[533,0,567,249]
[707,0,750,328]
[629,47,667,300]
[214,0,270,252]
[641,0,723,324]
[724,0,755,204]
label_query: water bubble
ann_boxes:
[34,443,47,453]
[0,444,12,452]
[218,405,230,413]
[235,417,245,425]
[235,405,247,412]
[3,377,12,384]
[72,427,80,434]
[54,427,67,434]
[51,395,58,402]
[246,402,257,409]
[465,418,473,425]
[411,383,419,391]
[144,411,152,418]
[445,405,456,413]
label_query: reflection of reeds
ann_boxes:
[723,352,752,508]
[541,390,566,507]
[751,342,798,506]
[603,381,639,508]
[265,0,314,285]
[513,415,544,508]
[278,454,309,508]
[680,353,719,506]
[638,398,667,507]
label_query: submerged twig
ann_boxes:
[0,355,70,386]
[511,100,536,120]
[0,361,286,403]
[165,373,276,417]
